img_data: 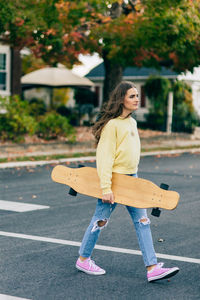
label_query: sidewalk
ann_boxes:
[1,128,200,168]
[1,131,200,158]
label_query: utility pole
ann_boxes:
[166,91,173,134]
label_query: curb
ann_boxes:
[1,148,200,169]
[0,156,96,169]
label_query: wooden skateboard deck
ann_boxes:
[51,165,180,211]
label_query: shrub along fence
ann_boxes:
[0,96,75,142]
[144,77,199,133]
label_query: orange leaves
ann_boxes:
[46,29,57,36]
[70,32,84,42]
[56,1,76,11]
[63,33,69,44]
[101,16,112,24]
[133,47,164,66]
[80,17,86,23]
[55,1,77,22]
[169,52,179,66]
[124,13,135,25]
[149,51,162,62]
[15,18,24,27]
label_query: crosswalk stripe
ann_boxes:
[0,200,49,212]
[0,294,31,300]
[0,230,199,264]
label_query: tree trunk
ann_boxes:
[103,52,123,102]
[11,47,22,96]
[102,2,124,102]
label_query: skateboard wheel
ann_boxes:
[69,188,77,196]
[151,208,161,217]
[160,183,169,190]
[78,164,85,168]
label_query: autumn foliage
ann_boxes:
[0,0,200,97]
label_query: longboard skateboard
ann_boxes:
[51,165,180,217]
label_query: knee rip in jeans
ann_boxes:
[91,219,109,233]
[139,216,150,225]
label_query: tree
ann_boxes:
[55,0,140,100]
[130,0,200,72]
[0,0,92,95]
[0,0,47,94]
[1,0,200,101]
[55,0,200,101]
[0,0,71,94]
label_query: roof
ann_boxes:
[86,63,178,80]
[21,67,94,88]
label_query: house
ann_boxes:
[178,67,200,117]
[0,43,22,98]
[86,63,200,121]
[0,44,11,97]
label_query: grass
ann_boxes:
[0,152,96,163]
[1,144,200,164]
[141,144,200,152]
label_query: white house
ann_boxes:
[178,66,200,116]
[0,44,11,97]
[86,63,200,121]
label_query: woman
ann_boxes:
[76,81,179,282]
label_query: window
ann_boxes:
[0,53,7,90]
[0,45,10,95]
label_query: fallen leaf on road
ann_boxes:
[158,238,165,242]
[27,168,35,172]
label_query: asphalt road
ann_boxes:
[0,153,199,300]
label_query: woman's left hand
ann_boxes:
[102,192,115,204]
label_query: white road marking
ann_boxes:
[0,231,199,264]
[0,200,49,212]
[0,294,31,300]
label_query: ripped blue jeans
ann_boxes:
[79,174,157,267]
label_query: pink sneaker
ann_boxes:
[76,257,106,275]
[147,262,179,282]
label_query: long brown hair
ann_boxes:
[93,81,136,143]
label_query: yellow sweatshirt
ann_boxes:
[96,116,141,194]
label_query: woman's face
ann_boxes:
[123,87,139,114]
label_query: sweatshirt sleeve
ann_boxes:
[96,120,116,194]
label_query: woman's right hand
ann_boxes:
[102,192,115,204]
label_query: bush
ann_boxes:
[0,96,38,141]
[145,111,167,131]
[56,105,79,126]
[37,111,75,140]
[0,97,76,142]
[28,98,47,117]
[56,105,71,117]
[144,76,171,131]
[172,103,199,133]
[172,81,199,133]
[144,77,198,133]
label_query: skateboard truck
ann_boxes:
[68,188,77,196]
[151,183,169,217]
[68,164,85,196]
